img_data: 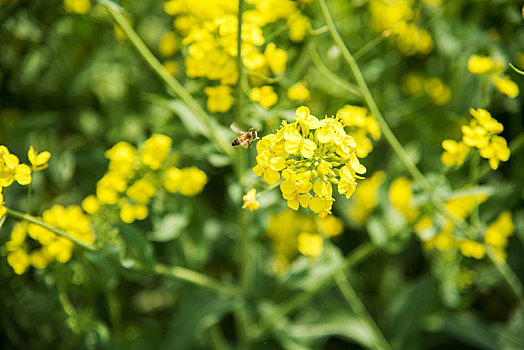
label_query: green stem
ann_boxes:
[153,264,237,296]
[486,247,524,306]
[470,152,480,232]
[99,0,232,157]
[249,242,376,339]
[308,43,361,99]
[317,0,431,193]
[208,323,230,350]
[5,207,95,251]
[353,33,387,61]
[333,270,392,350]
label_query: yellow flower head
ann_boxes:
[242,189,260,211]
[204,85,233,113]
[0,145,32,187]
[297,232,323,257]
[159,32,178,57]
[337,105,380,158]
[140,134,172,170]
[441,139,470,167]
[254,106,365,218]
[319,215,344,237]
[164,166,208,196]
[64,0,91,14]
[250,85,278,109]
[287,81,310,101]
[348,171,386,224]
[389,177,419,223]
[492,75,519,98]
[28,146,51,171]
[264,43,287,75]
[467,55,502,75]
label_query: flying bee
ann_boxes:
[231,123,259,149]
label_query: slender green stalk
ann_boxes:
[234,2,252,348]
[317,0,524,306]
[317,0,431,193]
[486,249,524,306]
[249,242,376,338]
[470,152,480,231]
[99,0,232,157]
[334,270,392,350]
[5,207,96,251]
[353,33,387,61]
[153,264,237,296]
[208,323,230,350]
[308,43,361,99]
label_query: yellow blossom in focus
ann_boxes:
[242,189,259,211]
[287,81,310,101]
[0,146,32,187]
[297,232,323,257]
[140,134,172,170]
[441,139,470,167]
[28,146,51,171]
[204,85,233,113]
[250,86,278,109]
[64,0,91,14]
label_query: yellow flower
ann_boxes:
[280,169,312,210]
[140,134,172,170]
[479,135,510,170]
[309,180,334,218]
[284,130,317,158]
[159,32,178,56]
[424,77,451,105]
[81,195,100,214]
[287,11,310,42]
[105,141,137,177]
[484,211,514,262]
[253,150,287,184]
[0,146,32,187]
[64,0,91,14]
[164,166,208,196]
[459,240,485,260]
[389,177,419,223]
[264,43,287,75]
[467,55,500,75]
[242,189,260,211]
[492,75,519,98]
[297,232,323,257]
[441,139,470,166]
[127,178,156,204]
[204,85,233,113]
[7,249,30,275]
[250,86,278,109]
[120,201,148,223]
[287,81,310,101]
[348,171,386,224]
[28,146,51,171]
[319,215,344,237]
[163,60,178,75]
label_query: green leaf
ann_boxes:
[148,214,188,242]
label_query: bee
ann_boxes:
[231,123,259,149]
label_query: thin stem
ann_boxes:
[486,248,524,306]
[208,323,230,350]
[99,0,232,157]
[5,207,96,251]
[249,242,376,338]
[470,152,480,231]
[308,43,361,99]
[334,270,392,350]
[153,264,237,296]
[353,33,387,61]
[317,0,431,193]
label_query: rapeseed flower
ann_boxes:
[484,211,514,262]
[287,81,310,101]
[28,146,51,171]
[242,189,260,211]
[0,145,32,187]
[467,54,519,98]
[254,106,366,218]
[389,177,419,223]
[348,171,386,225]
[204,85,233,113]
[297,232,323,257]
[64,0,91,14]
[337,105,380,158]
[250,85,278,109]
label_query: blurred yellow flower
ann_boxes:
[467,55,500,75]
[264,43,287,74]
[389,177,419,223]
[319,215,344,237]
[140,134,172,170]
[204,85,233,113]
[297,232,323,257]
[441,139,470,167]
[64,0,91,14]
[459,240,485,260]
[492,75,519,98]
[287,81,310,101]
[159,32,178,56]
[242,189,260,211]
[250,86,278,109]
[348,171,386,225]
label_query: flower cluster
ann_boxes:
[63,0,91,14]
[0,145,50,219]
[369,0,433,56]
[441,108,510,169]
[348,171,385,225]
[163,0,311,112]
[6,205,94,275]
[467,55,519,98]
[336,105,381,158]
[82,134,208,224]
[253,106,366,218]
[402,73,452,105]
[287,81,310,102]
[266,209,344,273]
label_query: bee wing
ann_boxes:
[230,123,245,134]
